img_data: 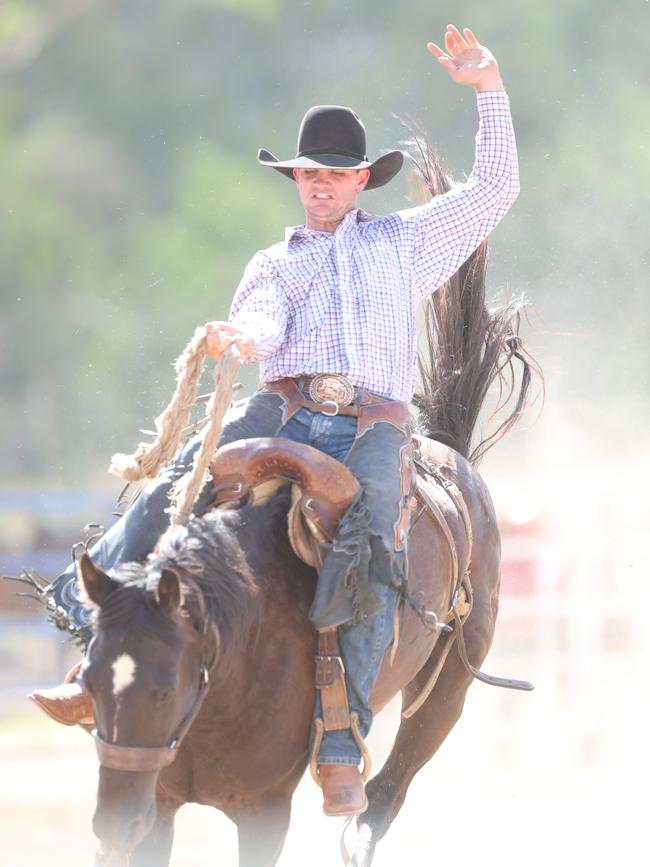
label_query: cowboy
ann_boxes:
[31,25,519,817]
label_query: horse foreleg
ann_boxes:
[234,793,293,867]
[352,635,486,867]
[128,805,178,867]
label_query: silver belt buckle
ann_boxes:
[308,374,355,415]
[320,400,339,416]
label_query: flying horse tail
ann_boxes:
[407,130,542,463]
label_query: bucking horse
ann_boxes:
[34,144,540,867]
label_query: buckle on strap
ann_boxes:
[308,373,356,408]
[320,400,339,416]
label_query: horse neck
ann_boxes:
[170,500,309,704]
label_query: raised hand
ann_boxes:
[427,25,504,92]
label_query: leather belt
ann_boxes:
[263,374,390,417]
[301,373,380,410]
[261,377,411,437]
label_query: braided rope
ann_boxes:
[108,325,241,525]
[109,325,211,482]
[167,348,240,526]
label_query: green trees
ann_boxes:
[2,0,648,481]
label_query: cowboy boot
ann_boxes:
[29,661,94,727]
[318,765,368,817]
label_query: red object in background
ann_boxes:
[500,556,538,596]
[497,512,568,597]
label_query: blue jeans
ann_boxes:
[51,391,407,765]
[271,407,401,766]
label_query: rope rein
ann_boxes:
[108,325,241,527]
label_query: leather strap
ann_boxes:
[413,474,461,597]
[393,438,416,550]
[452,602,534,691]
[315,627,351,731]
[356,400,411,438]
[262,378,409,434]
[264,377,366,417]
[93,663,211,772]
[297,375,385,407]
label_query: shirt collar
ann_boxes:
[285,208,373,246]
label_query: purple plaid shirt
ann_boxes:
[229,90,519,402]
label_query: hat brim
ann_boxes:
[257,148,404,191]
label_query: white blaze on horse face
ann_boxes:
[111,653,137,697]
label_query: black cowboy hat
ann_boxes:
[257,104,404,191]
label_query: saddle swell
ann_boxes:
[209,437,360,568]
[208,436,472,581]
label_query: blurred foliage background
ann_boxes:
[1,0,648,485]
[2,9,649,861]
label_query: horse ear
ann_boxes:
[77,552,120,607]
[156,567,182,615]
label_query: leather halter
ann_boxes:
[93,619,214,773]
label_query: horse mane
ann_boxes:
[405,126,542,464]
[99,494,293,661]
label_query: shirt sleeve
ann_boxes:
[228,251,289,362]
[396,90,520,303]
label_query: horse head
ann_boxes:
[77,552,214,859]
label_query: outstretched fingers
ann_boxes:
[427,25,501,90]
[443,24,484,56]
[463,27,479,48]
[426,42,445,59]
[444,24,467,56]
[428,24,477,61]
[426,42,457,76]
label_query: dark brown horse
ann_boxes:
[73,144,539,867]
[76,446,497,867]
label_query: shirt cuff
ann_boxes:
[229,311,284,360]
[476,89,510,107]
